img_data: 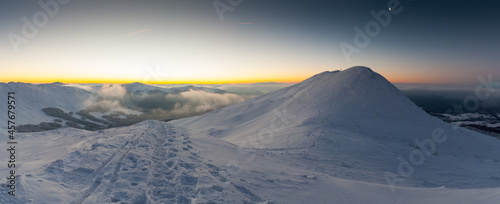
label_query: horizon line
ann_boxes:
[0,80,483,87]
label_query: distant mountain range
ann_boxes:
[0,82,234,132]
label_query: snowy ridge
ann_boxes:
[173,66,500,188]
[0,82,95,126]
[173,66,436,147]
[0,81,232,131]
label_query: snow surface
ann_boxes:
[0,83,96,126]
[2,120,499,203]
[172,66,500,199]
[2,67,500,203]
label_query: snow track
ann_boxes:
[144,123,202,203]
[5,119,500,203]
[29,121,268,204]
[71,133,137,203]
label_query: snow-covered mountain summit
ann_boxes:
[174,66,500,188]
[174,66,431,146]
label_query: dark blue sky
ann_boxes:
[1,0,499,84]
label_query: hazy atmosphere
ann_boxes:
[1,0,499,84]
[1,1,500,203]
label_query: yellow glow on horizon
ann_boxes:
[2,75,456,85]
[1,71,467,85]
[0,75,306,85]
[1,65,472,85]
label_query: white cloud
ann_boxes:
[99,84,126,99]
[166,89,245,116]
[63,83,95,92]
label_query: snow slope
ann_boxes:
[173,66,500,188]
[173,67,430,145]
[0,82,230,130]
[0,83,96,126]
[1,120,499,203]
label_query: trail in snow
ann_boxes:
[4,121,271,204]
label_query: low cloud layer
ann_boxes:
[99,84,127,99]
[63,83,95,92]
[83,84,248,121]
[166,90,245,117]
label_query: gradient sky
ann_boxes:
[1,0,499,84]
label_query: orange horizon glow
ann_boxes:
[0,66,479,86]
[0,77,305,85]
[1,1,496,91]
[0,75,471,85]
